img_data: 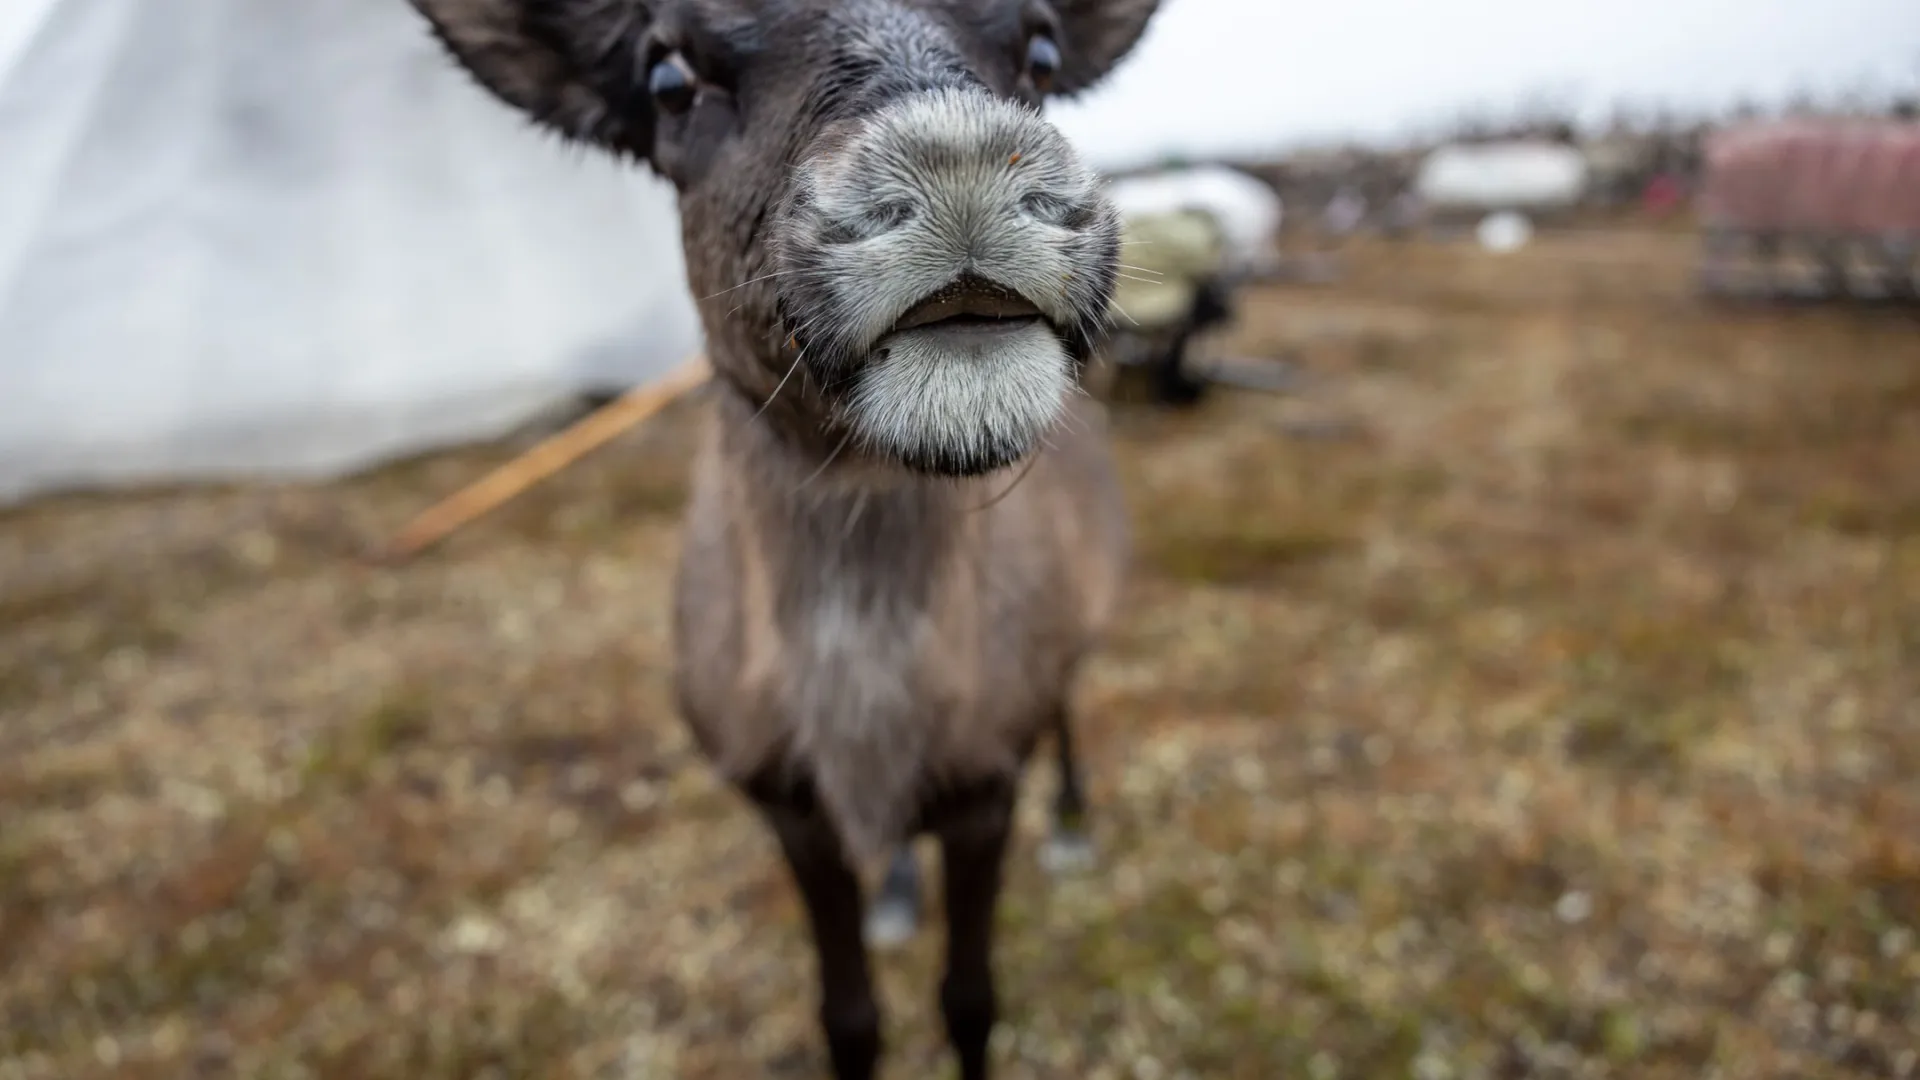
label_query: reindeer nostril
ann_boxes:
[1020,192,1092,230]
[819,200,917,245]
[872,200,915,230]
[820,221,863,246]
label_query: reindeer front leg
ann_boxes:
[766,808,882,1080]
[937,779,1018,1080]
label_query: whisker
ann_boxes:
[966,449,1043,513]
[750,345,808,425]
[797,429,854,492]
[701,268,802,303]
[725,269,827,321]
[839,489,870,542]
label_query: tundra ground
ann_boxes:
[2,227,1917,1079]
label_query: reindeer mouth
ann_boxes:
[886,275,1047,336]
[851,272,1074,479]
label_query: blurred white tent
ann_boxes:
[0,0,700,505]
[1414,142,1589,212]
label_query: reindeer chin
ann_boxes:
[846,320,1071,478]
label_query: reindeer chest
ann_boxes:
[675,446,1065,784]
[767,515,974,716]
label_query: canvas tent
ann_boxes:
[0,0,702,506]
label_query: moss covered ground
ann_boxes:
[2,226,1916,1079]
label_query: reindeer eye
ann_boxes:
[647,54,697,114]
[1025,34,1061,91]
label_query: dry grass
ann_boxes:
[2,226,1917,1080]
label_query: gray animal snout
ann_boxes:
[817,91,1097,254]
[768,86,1125,478]
[782,86,1121,354]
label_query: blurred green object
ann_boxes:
[1109,208,1229,331]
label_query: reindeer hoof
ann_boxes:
[864,897,920,950]
[1038,829,1097,876]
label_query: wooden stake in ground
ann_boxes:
[376,354,712,562]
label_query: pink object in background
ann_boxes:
[1642,174,1684,214]
[1699,121,1920,235]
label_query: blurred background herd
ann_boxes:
[1,1,1917,1078]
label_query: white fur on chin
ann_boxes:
[847,321,1070,475]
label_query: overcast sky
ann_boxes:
[2,0,1914,174]
[1051,0,1920,168]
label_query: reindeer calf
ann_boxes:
[409,1,1159,1076]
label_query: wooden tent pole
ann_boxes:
[375,354,711,562]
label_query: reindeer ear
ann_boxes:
[409,0,657,160]
[1047,0,1163,97]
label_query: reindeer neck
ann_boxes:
[709,380,985,586]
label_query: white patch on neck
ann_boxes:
[785,558,932,865]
